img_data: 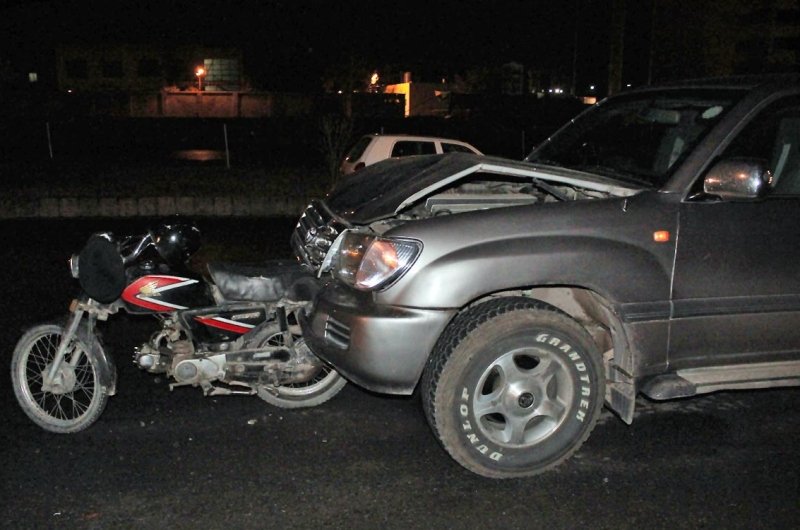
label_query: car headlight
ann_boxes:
[334,231,422,291]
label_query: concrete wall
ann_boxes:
[163,92,241,118]
[129,91,313,118]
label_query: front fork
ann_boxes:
[42,298,115,392]
[42,303,86,392]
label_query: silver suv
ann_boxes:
[296,75,800,478]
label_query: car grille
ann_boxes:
[291,200,344,270]
[324,315,351,349]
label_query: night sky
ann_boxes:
[1,0,655,91]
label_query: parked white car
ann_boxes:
[340,134,482,174]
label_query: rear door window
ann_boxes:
[391,141,436,157]
[442,142,475,153]
[345,137,373,162]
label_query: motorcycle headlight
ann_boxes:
[335,232,422,291]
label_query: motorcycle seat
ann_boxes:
[207,260,319,302]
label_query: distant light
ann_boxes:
[626,83,632,87]
[195,66,206,91]
[589,85,595,91]
[370,72,379,85]
[67,89,73,93]
[28,72,38,83]
[548,89,553,93]
[337,90,343,94]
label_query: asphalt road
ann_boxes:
[1,218,798,529]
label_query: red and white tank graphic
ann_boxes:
[192,315,256,334]
[122,275,200,312]
[122,275,257,335]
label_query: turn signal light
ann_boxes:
[653,230,670,243]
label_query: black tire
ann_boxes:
[421,298,604,478]
[11,324,108,433]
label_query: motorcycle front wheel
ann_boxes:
[254,327,346,409]
[11,324,107,433]
[257,364,347,408]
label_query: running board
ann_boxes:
[641,360,800,400]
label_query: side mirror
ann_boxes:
[703,158,772,201]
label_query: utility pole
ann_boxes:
[608,0,626,95]
[647,0,656,85]
[571,0,580,96]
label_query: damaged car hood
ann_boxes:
[325,152,643,224]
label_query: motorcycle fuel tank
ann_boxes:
[121,273,212,314]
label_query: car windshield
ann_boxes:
[526,89,746,188]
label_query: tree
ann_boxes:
[319,114,353,186]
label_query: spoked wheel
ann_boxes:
[255,326,346,409]
[11,324,107,433]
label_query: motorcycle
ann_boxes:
[10,220,346,433]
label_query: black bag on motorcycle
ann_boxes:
[77,234,126,303]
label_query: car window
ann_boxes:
[391,141,436,157]
[527,89,744,188]
[720,96,800,196]
[442,143,474,154]
[345,136,373,162]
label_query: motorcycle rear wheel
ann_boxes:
[11,324,107,433]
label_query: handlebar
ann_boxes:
[120,233,154,265]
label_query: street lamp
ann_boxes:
[368,71,380,93]
[195,66,206,91]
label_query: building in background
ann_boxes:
[55,44,243,93]
[650,0,800,82]
[21,1,800,120]
[731,0,800,74]
[52,44,275,117]
[384,72,448,117]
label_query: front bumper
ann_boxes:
[300,283,456,395]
